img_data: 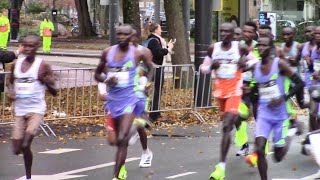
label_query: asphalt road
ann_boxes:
[0,120,319,180]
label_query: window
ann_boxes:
[139,2,144,8]
[297,1,304,11]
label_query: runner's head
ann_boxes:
[149,23,162,36]
[282,26,295,43]
[220,23,234,43]
[22,35,40,58]
[242,21,257,43]
[234,27,242,41]
[315,26,320,44]
[258,25,273,39]
[305,26,315,42]
[257,36,273,59]
[116,24,134,49]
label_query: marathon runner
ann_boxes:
[8,35,57,180]
[94,24,153,180]
[245,36,304,180]
[200,22,248,180]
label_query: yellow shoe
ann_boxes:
[245,153,258,167]
[118,164,127,180]
[209,164,225,180]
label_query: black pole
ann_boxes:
[194,0,213,107]
[109,0,119,45]
[9,0,20,42]
[154,0,160,23]
[52,0,58,37]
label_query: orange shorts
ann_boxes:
[217,96,241,115]
[105,113,115,131]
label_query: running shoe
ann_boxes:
[139,149,153,168]
[209,164,225,180]
[128,132,139,146]
[245,152,258,167]
[236,143,249,157]
[118,165,127,180]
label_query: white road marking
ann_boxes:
[16,157,140,180]
[166,172,197,179]
[55,157,140,176]
[15,175,87,180]
[273,170,320,180]
[39,148,82,154]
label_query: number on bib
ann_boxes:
[258,80,281,102]
[15,78,36,98]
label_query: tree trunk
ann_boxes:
[122,0,141,36]
[74,0,97,37]
[164,0,192,88]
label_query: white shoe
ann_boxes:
[139,149,153,168]
[128,132,139,146]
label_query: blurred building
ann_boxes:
[256,0,316,21]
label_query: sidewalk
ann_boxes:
[7,43,195,59]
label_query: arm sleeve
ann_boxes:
[284,73,305,101]
[200,56,213,74]
[40,22,44,36]
[148,39,168,64]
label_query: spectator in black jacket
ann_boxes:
[0,46,22,93]
[145,23,174,121]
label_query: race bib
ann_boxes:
[107,67,130,87]
[258,80,281,102]
[216,60,237,79]
[242,71,253,82]
[314,59,320,72]
[15,78,36,98]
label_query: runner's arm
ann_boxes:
[39,62,57,96]
[295,43,304,64]
[276,46,285,59]
[95,48,110,83]
[200,44,216,74]
[278,59,304,101]
[7,63,15,101]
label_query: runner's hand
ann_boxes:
[268,96,284,108]
[211,60,220,70]
[105,76,118,87]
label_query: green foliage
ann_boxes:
[19,27,39,38]
[0,0,9,11]
[26,2,46,14]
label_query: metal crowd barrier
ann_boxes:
[0,65,220,136]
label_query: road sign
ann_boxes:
[213,0,223,11]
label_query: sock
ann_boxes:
[143,148,150,154]
[218,162,226,170]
